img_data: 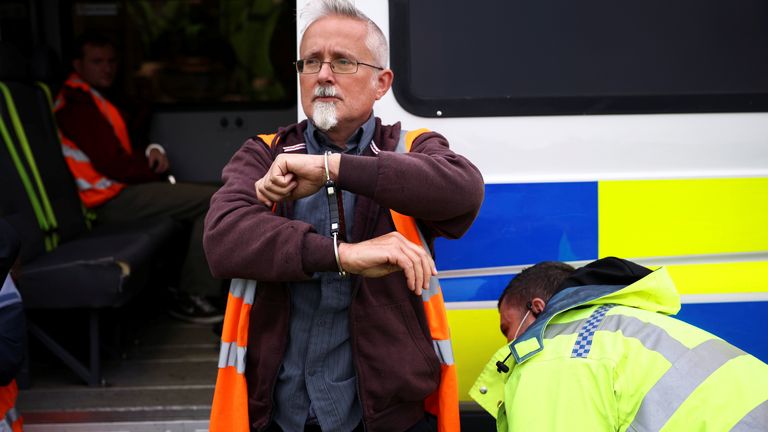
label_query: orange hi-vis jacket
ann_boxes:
[210,129,460,432]
[0,380,22,432]
[54,73,127,208]
[1,275,24,432]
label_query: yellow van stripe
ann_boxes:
[447,309,507,401]
[598,178,768,258]
[665,261,768,295]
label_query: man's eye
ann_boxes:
[336,58,352,66]
[304,59,320,66]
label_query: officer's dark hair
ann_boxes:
[73,31,115,60]
[498,261,576,309]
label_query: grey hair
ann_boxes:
[299,0,389,68]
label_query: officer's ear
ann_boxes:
[528,297,546,317]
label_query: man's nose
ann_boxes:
[317,62,335,82]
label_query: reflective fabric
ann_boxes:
[54,74,127,207]
[472,270,768,431]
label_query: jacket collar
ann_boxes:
[509,264,680,363]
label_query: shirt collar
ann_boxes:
[305,114,376,155]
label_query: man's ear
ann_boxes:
[374,68,394,100]
[530,297,546,316]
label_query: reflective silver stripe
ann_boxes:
[396,130,407,153]
[5,407,17,424]
[432,339,455,366]
[2,406,18,430]
[61,143,90,162]
[421,274,442,302]
[229,279,256,305]
[414,227,442,301]
[75,177,115,192]
[0,275,22,309]
[585,313,690,364]
[544,319,586,339]
[630,339,747,432]
[731,399,768,432]
[218,341,247,374]
[93,178,114,189]
[76,178,93,191]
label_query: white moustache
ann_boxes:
[314,86,337,98]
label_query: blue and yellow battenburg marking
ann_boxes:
[434,178,768,400]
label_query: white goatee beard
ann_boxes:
[312,101,338,131]
[311,85,338,131]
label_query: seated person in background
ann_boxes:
[54,32,223,324]
[472,257,768,431]
[1,218,25,431]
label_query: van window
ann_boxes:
[389,0,768,117]
[67,0,295,109]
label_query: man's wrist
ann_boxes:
[145,143,165,157]
[328,153,341,181]
[333,236,347,277]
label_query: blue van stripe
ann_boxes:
[434,182,598,271]
[674,301,768,363]
[440,274,512,303]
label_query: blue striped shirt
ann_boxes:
[273,116,375,432]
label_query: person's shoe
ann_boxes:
[169,294,225,324]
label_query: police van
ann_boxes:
[2,0,766,430]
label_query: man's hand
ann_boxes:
[338,232,437,295]
[147,148,170,173]
[255,152,340,206]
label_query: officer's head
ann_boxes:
[497,262,575,341]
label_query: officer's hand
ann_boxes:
[338,232,437,295]
[255,153,340,206]
[148,148,170,173]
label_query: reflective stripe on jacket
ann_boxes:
[54,73,126,207]
[210,129,460,432]
[1,276,23,432]
[471,267,768,431]
[0,380,22,432]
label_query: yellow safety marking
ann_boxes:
[599,178,768,258]
[664,261,768,295]
[447,308,507,401]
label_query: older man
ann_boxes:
[204,1,484,431]
[472,257,768,431]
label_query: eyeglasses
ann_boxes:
[294,58,384,74]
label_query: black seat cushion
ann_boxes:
[18,217,178,309]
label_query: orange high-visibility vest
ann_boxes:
[210,129,460,432]
[0,380,22,432]
[1,275,24,432]
[54,73,127,207]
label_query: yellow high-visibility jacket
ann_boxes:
[472,262,768,431]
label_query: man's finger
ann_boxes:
[400,243,425,294]
[397,253,417,293]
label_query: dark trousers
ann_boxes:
[94,182,220,296]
